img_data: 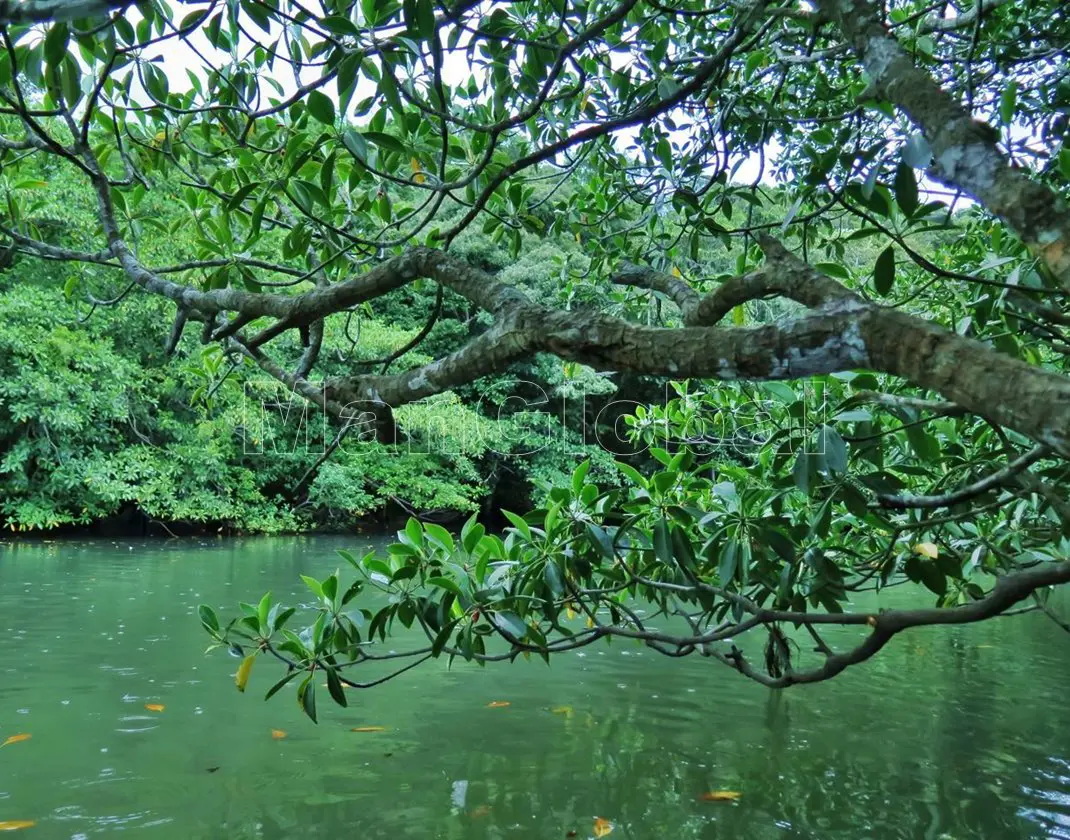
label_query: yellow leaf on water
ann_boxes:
[144,704,165,713]
[0,734,31,748]
[550,706,573,716]
[700,790,742,802]
[271,729,287,740]
[235,654,255,693]
[0,821,35,831]
[913,542,939,559]
[350,726,387,732]
[593,817,614,837]
[470,805,492,818]
[486,701,511,708]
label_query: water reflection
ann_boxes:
[1,537,1069,838]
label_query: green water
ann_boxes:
[1,537,1069,839]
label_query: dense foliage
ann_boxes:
[0,165,628,531]
[1,0,1069,699]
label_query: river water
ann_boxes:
[1,536,1069,839]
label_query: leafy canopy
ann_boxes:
[0,0,1069,705]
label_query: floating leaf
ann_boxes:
[550,705,574,716]
[144,704,165,712]
[593,817,614,837]
[235,654,255,693]
[700,790,742,802]
[913,542,939,559]
[350,726,387,732]
[0,822,35,831]
[486,701,511,708]
[470,805,493,818]
[0,734,31,748]
[271,729,287,740]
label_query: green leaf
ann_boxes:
[363,130,406,154]
[325,667,349,707]
[427,575,462,596]
[297,675,318,723]
[321,14,360,35]
[818,425,849,474]
[999,80,1017,126]
[404,516,424,548]
[336,51,361,112]
[616,461,648,488]
[873,245,895,295]
[415,0,436,40]
[44,22,70,67]
[793,451,813,494]
[423,522,455,553]
[894,162,918,216]
[918,561,947,597]
[571,459,591,496]
[586,522,616,559]
[179,8,210,30]
[652,518,673,566]
[306,89,336,125]
[544,561,564,596]
[226,181,259,211]
[300,574,324,600]
[491,610,527,640]
[343,128,369,161]
[670,525,695,570]
[461,515,485,554]
[432,620,457,657]
[502,510,532,540]
[142,61,169,103]
[199,604,220,634]
[762,382,797,404]
[256,591,272,631]
[718,540,739,587]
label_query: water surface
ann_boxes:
[1,537,1069,838]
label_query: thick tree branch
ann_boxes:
[734,559,1070,687]
[0,0,128,24]
[819,0,1070,288]
[878,444,1049,509]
